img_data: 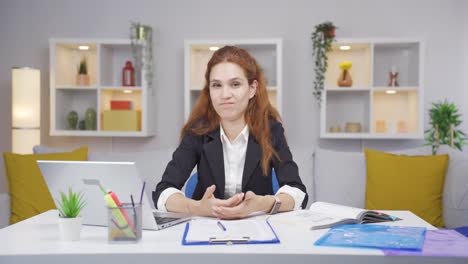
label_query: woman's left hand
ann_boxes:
[212,191,272,219]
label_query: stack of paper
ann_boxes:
[183,219,279,245]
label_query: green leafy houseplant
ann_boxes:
[311,21,337,105]
[425,100,467,155]
[57,188,86,218]
[78,57,88,75]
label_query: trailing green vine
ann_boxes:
[311,21,337,105]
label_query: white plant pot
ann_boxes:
[58,216,83,241]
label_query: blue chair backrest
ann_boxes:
[185,170,279,198]
[185,172,198,199]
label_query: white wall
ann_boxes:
[463,0,468,134]
[0,0,466,194]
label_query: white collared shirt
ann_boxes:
[220,125,249,198]
[157,125,306,211]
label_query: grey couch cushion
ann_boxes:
[437,146,468,228]
[289,146,315,208]
[33,145,68,154]
[0,193,10,228]
[314,148,366,208]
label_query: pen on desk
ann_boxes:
[130,194,137,215]
[217,221,227,231]
[139,181,146,204]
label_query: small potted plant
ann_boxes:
[57,188,86,241]
[425,100,467,155]
[76,57,90,86]
[311,21,337,105]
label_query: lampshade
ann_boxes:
[11,67,40,154]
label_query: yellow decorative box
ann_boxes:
[102,110,141,131]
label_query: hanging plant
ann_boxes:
[311,21,337,105]
[130,21,154,88]
[424,100,467,155]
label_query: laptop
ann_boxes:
[37,160,191,230]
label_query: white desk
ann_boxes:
[0,210,465,264]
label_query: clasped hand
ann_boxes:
[196,185,264,219]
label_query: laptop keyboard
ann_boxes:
[155,216,180,225]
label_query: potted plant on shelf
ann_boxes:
[76,57,90,86]
[425,100,467,155]
[311,21,337,105]
[57,188,86,241]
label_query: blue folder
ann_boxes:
[314,224,426,251]
[182,220,280,245]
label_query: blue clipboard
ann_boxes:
[182,220,280,245]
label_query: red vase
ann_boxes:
[122,61,135,87]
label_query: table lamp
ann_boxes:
[11,67,40,154]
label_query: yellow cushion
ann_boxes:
[3,147,88,224]
[364,148,448,227]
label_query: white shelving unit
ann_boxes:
[184,39,282,121]
[320,39,424,139]
[49,38,155,137]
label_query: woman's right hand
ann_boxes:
[193,185,244,217]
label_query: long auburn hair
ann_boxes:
[182,45,281,176]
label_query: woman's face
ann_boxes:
[209,62,257,123]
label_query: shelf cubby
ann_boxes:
[324,90,370,134]
[55,89,97,130]
[325,43,372,89]
[100,43,142,87]
[373,42,419,87]
[54,43,98,87]
[372,90,419,135]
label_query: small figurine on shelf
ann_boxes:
[66,111,79,130]
[122,61,135,87]
[84,108,97,130]
[345,122,361,133]
[78,120,86,130]
[337,61,353,87]
[329,125,341,133]
[76,57,90,86]
[397,120,408,133]
[375,120,387,133]
[388,66,399,87]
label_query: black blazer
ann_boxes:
[152,121,308,209]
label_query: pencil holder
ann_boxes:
[107,203,142,243]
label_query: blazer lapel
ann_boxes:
[242,134,261,190]
[203,129,225,198]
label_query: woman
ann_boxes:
[153,46,307,219]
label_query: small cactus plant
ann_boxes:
[78,57,88,75]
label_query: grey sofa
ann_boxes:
[0,145,466,229]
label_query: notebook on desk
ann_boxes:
[37,160,191,230]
